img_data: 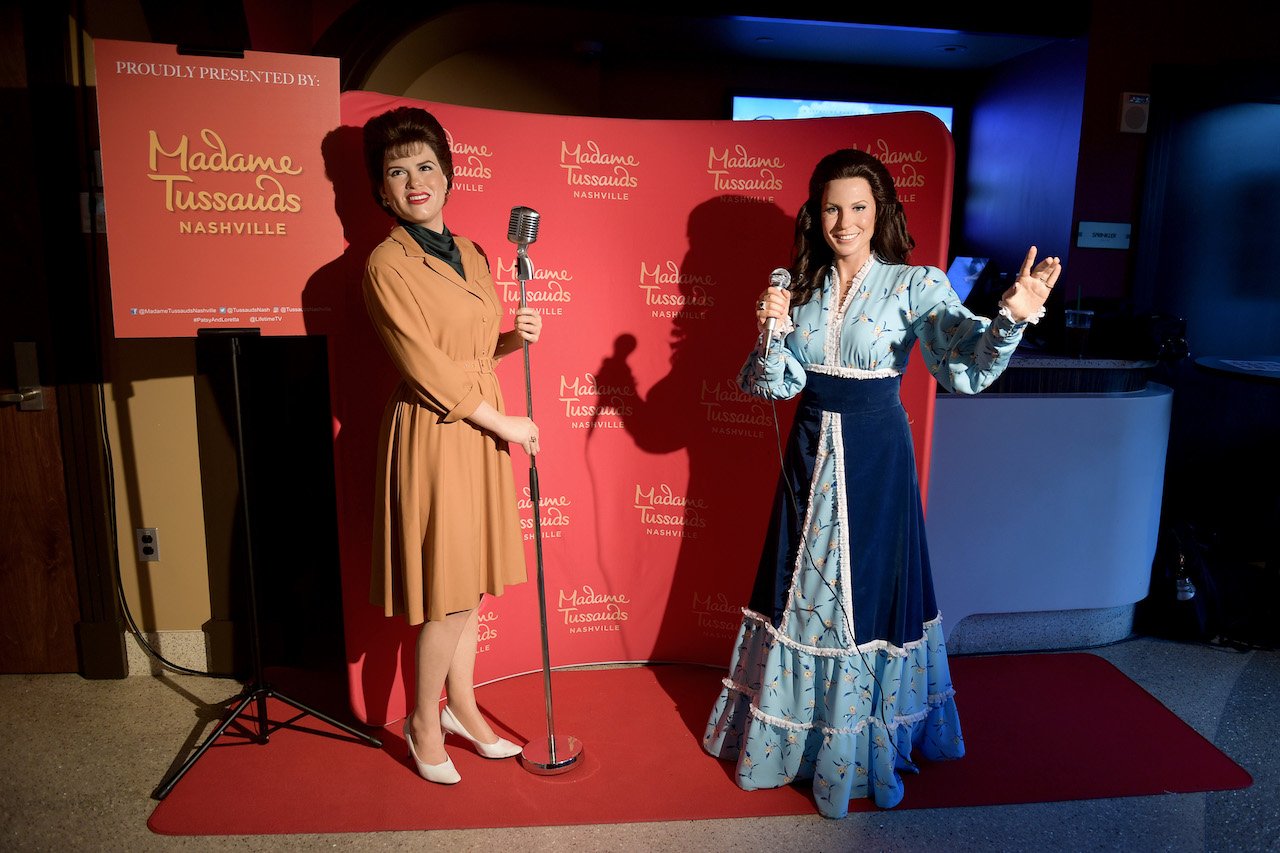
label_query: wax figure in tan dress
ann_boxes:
[366,228,526,622]
[362,106,543,786]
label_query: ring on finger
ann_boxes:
[757,301,767,310]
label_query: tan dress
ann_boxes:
[364,226,527,624]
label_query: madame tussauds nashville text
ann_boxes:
[147,129,303,236]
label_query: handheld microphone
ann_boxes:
[762,267,792,358]
[507,206,539,285]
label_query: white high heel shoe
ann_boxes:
[403,718,461,784]
[441,705,523,759]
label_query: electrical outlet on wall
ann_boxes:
[135,527,160,562]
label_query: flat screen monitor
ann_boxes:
[732,96,954,131]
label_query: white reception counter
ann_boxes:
[926,383,1173,652]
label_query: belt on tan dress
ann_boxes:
[455,356,496,373]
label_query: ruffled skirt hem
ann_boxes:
[703,611,964,817]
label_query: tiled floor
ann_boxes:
[1,636,1276,852]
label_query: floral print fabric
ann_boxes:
[703,259,1023,816]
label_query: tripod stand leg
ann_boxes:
[153,689,260,800]
[153,684,384,800]
[269,689,384,747]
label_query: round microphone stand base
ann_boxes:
[520,735,584,776]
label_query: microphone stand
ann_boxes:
[514,239,583,776]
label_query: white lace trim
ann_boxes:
[997,301,1046,326]
[741,607,941,659]
[823,258,877,366]
[777,408,861,651]
[829,411,857,645]
[721,677,957,736]
[776,424,831,641]
[805,364,901,379]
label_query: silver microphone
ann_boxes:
[507,206,540,246]
[762,267,792,358]
[507,206,539,284]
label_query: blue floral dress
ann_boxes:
[703,256,1030,817]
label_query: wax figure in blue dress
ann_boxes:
[703,149,1061,817]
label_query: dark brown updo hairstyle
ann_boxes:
[362,106,454,212]
[789,148,915,306]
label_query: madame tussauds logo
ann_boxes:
[691,590,740,637]
[495,258,573,319]
[447,132,494,192]
[560,140,638,201]
[517,487,571,542]
[639,260,715,321]
[700,379,770,439]
[476,609,499,654]
[857,139,928,203]
[559,373,635,430]
[148,129,302,236]
[557,585,630,634]
[706,144,784,199]
[634,483,708,539]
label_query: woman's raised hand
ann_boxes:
[755,285,792,332]
[513,306,542,343]
[1001,246,1062,323]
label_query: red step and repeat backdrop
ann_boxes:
[96,43,954,726]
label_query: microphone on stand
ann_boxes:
[762,267,792,359]
[507,206,539,284]
[507,205,540,246]
[502,203,584,777]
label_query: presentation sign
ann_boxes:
[93,40,341,337]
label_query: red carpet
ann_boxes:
[148,653,1252,835]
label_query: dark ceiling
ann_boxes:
[135,2,1088,77]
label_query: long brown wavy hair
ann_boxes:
[788,149,915,306]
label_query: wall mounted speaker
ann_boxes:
[1121,92,1150,134]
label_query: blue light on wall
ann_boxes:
[1142,100,1280,357]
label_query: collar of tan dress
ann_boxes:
[388,225,488,303]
